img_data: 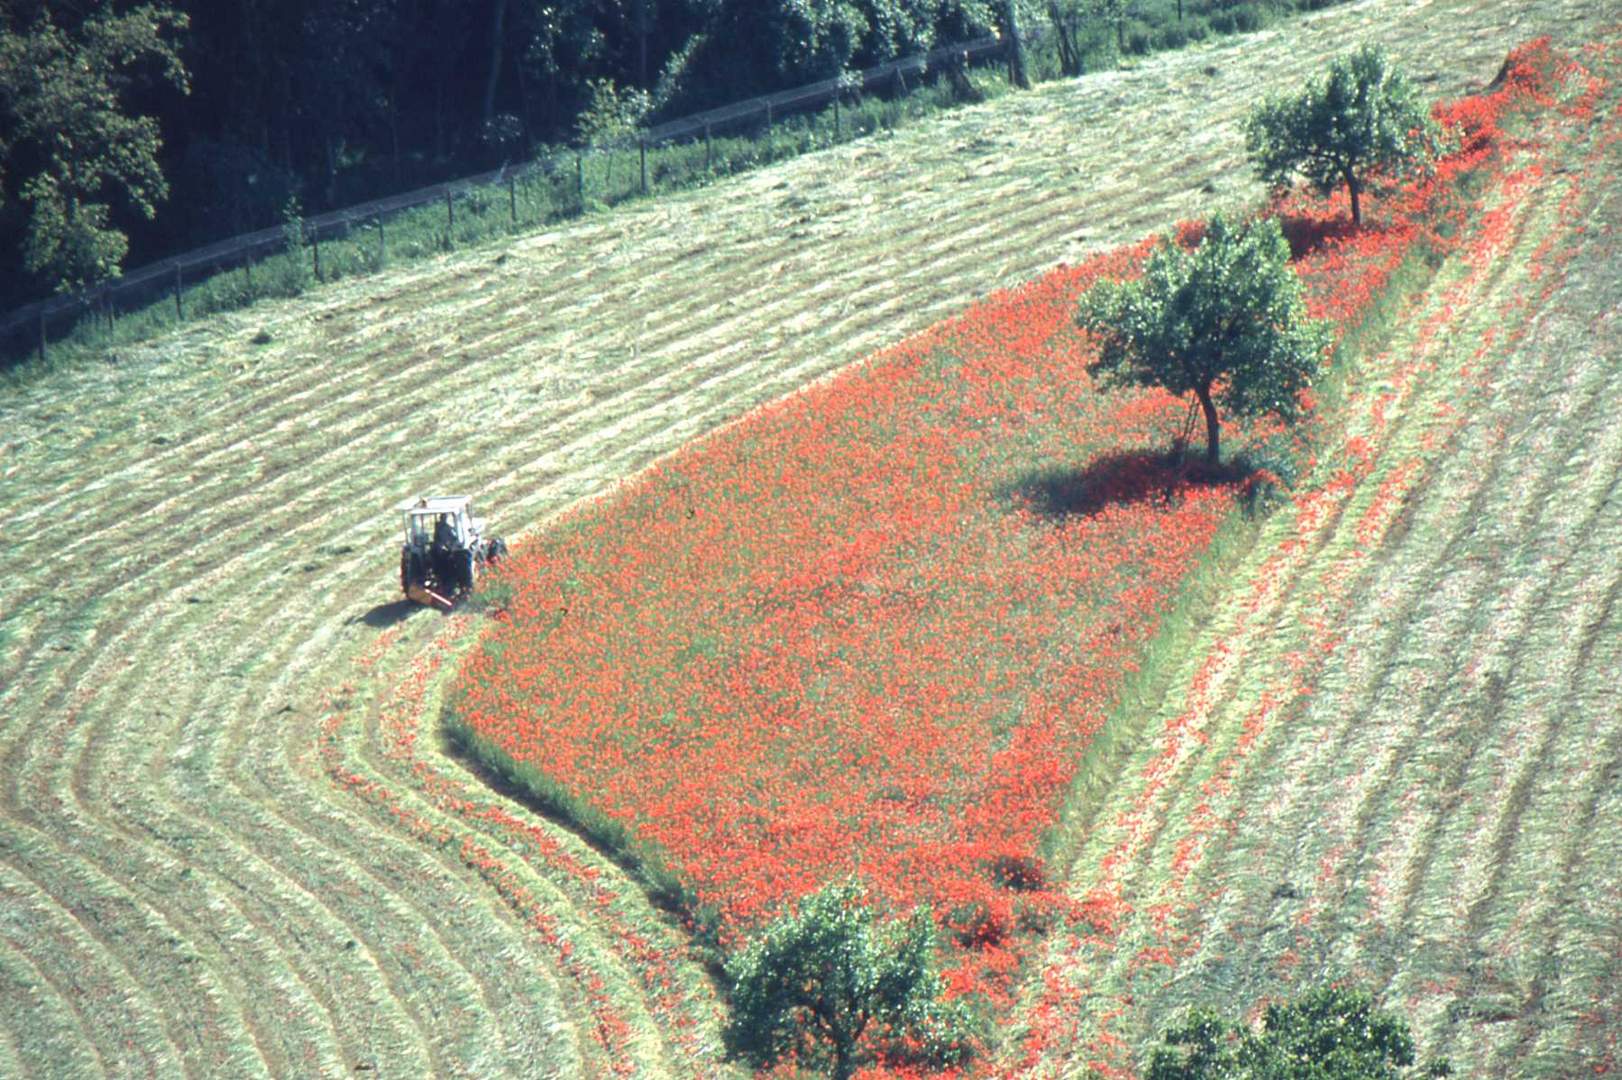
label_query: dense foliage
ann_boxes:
[0,1,1354,306]
[1245,44,1438,224]
[0,5,189,291]
[724,882,972,1079]
[0,0,1002,300]
[1146,985,1453,1079]
[1077,214,1329,463]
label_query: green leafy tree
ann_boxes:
[1077,213,1328,465]
[1244,44,1437,226]
[1147,984,1453,1079]
[574,77,652,148]
[0,4,189,292]
[724,881,973,1080]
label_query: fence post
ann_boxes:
[705,123,712,171]
[244,257,252,295]
[639,135,648,195]
[445,189,454,240]
[311,224,322,282]
[509,175,517,224]
[896,64,906,96]
[576,151,584,205]
[174,264,184,321]
[376,215,385,264]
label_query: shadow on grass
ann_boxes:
[1278,212,1364,260]
[1008,449,1247,521]
[356,599,420,628]
[437,718,712,935]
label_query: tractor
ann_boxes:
[396,495,508,608]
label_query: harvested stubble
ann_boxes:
[0,0,1612,1073]
[1012,37,1622,1079]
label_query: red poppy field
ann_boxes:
[448,38,1584,1029]
[2,2,1615,1075]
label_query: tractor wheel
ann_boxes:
[447,550,476,596]
[400,550,418,595]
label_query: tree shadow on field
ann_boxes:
[1008,449,1243,520]
[1277,212,1363,260]
[356,599,419,628]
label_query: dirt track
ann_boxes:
[0,0,1613,1073]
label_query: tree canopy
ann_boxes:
[1244,44,1437,225]
[1146,984,1453,1079]
[0,4,190,291]
[724,881,973,1080]
[1077,213,1328,464]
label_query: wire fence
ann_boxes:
[1,30,1017,365]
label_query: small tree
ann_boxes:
[1147,984,1453,1079]
[725,881,972,1080]
[1077,214,1328,465]
[1244,44,1437,226]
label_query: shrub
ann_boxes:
[1146,984,1453,1079]
[725,882,974,1080]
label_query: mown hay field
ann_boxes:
[0,0,1612,1074]
[1013,34,1622,1079]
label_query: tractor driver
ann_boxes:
[433,513,457,550]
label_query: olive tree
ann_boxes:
[1244,45,1437,226]
[1147,984,1453,1079]
[724,881,972,1080]
[1077,214,1329,465]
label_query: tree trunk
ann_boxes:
[833,1037,855,1080]
[1344,167,1362,225]
[1195,384,1220,464]
[484,0,509,128]
[1049,3,1079,76]
[1004,2,1030,89]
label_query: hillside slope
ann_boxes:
[0,0,1612,1074]
[1013,39,1622,1078]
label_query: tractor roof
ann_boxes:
[396,495,472,515]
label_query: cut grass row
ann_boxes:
[3,0,1359,378]
[1010,40,1621,1077]
[0,1,1610,1073]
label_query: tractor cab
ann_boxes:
[395,495,506,607]
[400,496,478,548]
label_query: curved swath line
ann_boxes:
[47,552,489,1071]
[0,169,1111,735]
[18,556,428,1066]
[1138,189,1588,1001]
[1381,343,1622,973]
[15,312,849,1070]
[1115,130,1622,1057]
[0,871,125,1077]
[199,585,593,1068]
[0,841,197,1073]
